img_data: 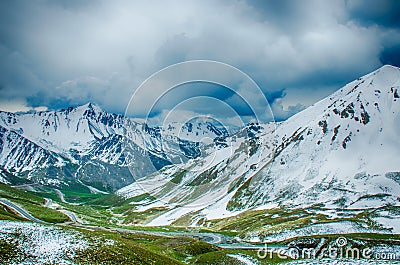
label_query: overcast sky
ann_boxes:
[0,0,399,121]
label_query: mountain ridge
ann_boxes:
[0,101,229,191]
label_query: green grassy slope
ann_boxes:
[0,183,69,223]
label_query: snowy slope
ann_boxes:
[118,122,276,226]
[0,103,135,189]
[236,65,400,209]
[118,65,400,225]
[0,125,63,172]
[0,103,129,160]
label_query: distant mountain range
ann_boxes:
[0,65,399,227]
[0,102,226,191]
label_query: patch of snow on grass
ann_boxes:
[256,221,391,243]
[227,254,260,265]
[0,221,88,264]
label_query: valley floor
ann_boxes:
[0,183,399,264]
[1,220,399,265]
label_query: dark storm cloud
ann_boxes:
[0,0,399,121]
[346,0,400,28]
[380,44,400,66]
[345,0,400,68]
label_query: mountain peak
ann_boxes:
[369,64,400,82]
[74,102,104,117]
[379,64,400,71]
[80,102,102,111]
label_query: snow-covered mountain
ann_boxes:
[0,103,227,191]
[117,65,400,226]
[233,65,400,210]
[1,65,399,226]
